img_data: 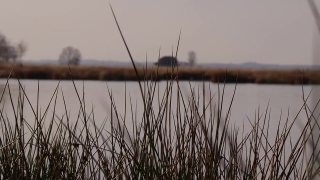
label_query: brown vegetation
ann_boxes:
[0,63,319,84]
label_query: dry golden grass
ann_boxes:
[0,62,318,84]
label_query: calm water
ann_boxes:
[0,79,317,151]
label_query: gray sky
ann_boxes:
[0,0,317,65]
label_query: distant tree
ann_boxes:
[0,33,26,62]
[16,41,27,61]
[4,46,18,62]
[59,46,81,65]
[188,51,196,66]
[155,56,178,66]
[0,34,8,61]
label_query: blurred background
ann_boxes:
[0,0,317,66]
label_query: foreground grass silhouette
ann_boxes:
[0,68,319,179]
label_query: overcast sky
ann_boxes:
[0,0,318,65]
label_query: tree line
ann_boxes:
[0,32,197,66]
[0,33,27,63]
[0,32,81,65]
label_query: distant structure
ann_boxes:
[155,56,178,66]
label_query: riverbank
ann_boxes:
[0,63,319,84]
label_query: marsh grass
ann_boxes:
[0,66,319,179]
[0,5,320,180]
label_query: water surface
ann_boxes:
[0,80,316,150]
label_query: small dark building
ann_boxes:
[155,56,178,66]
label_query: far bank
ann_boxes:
[0,63,318,84]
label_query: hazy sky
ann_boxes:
[0,0,318,65]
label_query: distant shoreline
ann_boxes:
[0,63,318,84]
[24,60,319,70]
